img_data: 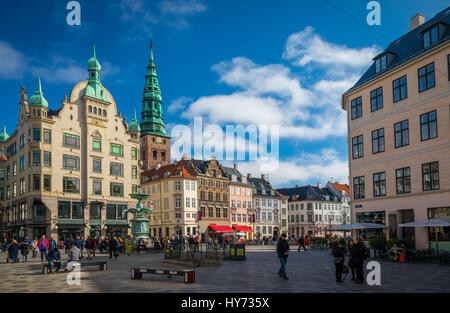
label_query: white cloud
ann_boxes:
[226,148,348,188]
[0,41,28,79]
[159,0,206,15]
[168,96,192,113]
[283,26,379,69]
[31,65,86,84]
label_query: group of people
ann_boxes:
[276,234,368,283]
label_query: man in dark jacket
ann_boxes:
[332,241,345,282]
[276,233,290,280]
[352,238,367,283]
[297,236,306,252]
[47,248,62,274]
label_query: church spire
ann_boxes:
[84,44,109,102]
[140,41,167,137]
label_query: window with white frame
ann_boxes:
[175,197,181,208]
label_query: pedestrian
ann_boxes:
[20,239,29,262]
[297,236,306,252]
[31,238,38,258]
[49,237,57,250]
[305,235,310,249]
[352,237,367,283]
[125,235,133,256]
[74,236,83,258]
[46,248,62,274]
[38,235,50,262]
[85,237,93,260]
[8,240,20,263]
[276,233,290,280]
[2,238,9,255]
[347,239,356,281]
[64,237,71,254]
[109,236,118,259]
[332,240,345,283]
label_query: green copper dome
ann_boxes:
[29,78,49,108]
[84,45,109,102]
[87,45,101,71]
[128,108,140,132]
[0,126,9,143]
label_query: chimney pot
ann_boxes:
[234,163,238,170]
[410,13,425,31]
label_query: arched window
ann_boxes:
[161,151,166,161]
[103,110,106,116]
[153,150,158,160]
[88,106,92,113]
[93,107,97,114]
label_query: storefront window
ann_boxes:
[58,201,71,219]
[356,211,385,239]
[106,204,117,220]
[90,202,102,219]
[428,207,450,242]
[72,202,84,219]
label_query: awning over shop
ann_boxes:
[57,220,86,228]
[328,223,387,231]
[209,224,236,233]
[105,220,129,226]
[232,224,254,232]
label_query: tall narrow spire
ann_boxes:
[85,45,109,102]
[128,107,140,132]
[140,41,166,137]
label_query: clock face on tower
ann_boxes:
[156,137,162,143]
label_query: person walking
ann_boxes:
[64,237,71,254]
[297,236,306,252]
[347,239,356,281]
[38,235,50,262]
[8,240,20,263]
[109,237,118,259]
[332,240,345,283]
[20,239,29,262]
[125,235,133,256]
[31,238,38,258]
[352,237,367,283]
[85,237,93,260]
[74,236,83,258]
[276,233,290,280]
[304,235,310,249]
[49,237,57,250]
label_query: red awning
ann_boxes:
[209,224,236,233]
[232,224,254,233]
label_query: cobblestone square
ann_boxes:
[1,247,449,293]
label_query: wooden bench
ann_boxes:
[130,267,195,283]
[41,261,107,274]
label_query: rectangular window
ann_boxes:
[110,143,123,157]
[93,180,102,195]
[396,167,411,194]
[63,133,80,149]
[33,175,40,191]
[422,25,439,48]
[43,175,51,191]
[418,62,435,92]
[352,135,364,159]
[63,177,80,193]
[351,96,362,120]
[63,154,80,170]
[110,182,124,197]
[93,158,102,173]
[216,207,221,218]
[72,202,84,219]
[373,172,386,197]
[420,110,437,141]
[353,176,365,200]
[58,201,71,219]
[208,207,213,218]
[131,148,137,160]
[33,128,41,142]
[395,120,409,148]
[132,166,137,179]
[422,161,439,191]
[110,162,124,176]
[371,128,384,154]
[393,75,407,102]
[223,208,228,218]
[370,87,383,112]
[117,205,127,220]
[43,129,51,144]
[90,203,101,219]
[33,150,41,166]
[43,151,51,167]
[106,204,117,220]
[92,138,101,152]
[19,155,26,171]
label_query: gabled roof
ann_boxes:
[222,166,252,187]
[346,7,450,93]
[141,161,195,183]
[276,185,340,202]
[248,177,276,197]
[180,158,225,177]
[331,183,349,195]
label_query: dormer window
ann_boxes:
[374,52,395,73]
[422,24,439,48]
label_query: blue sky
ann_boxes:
[0,0,447,187]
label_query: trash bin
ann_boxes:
[230,243,246,260]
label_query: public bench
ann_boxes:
[41,261,107,274]
[130,267,195,283]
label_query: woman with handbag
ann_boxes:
[332,240,345,283]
